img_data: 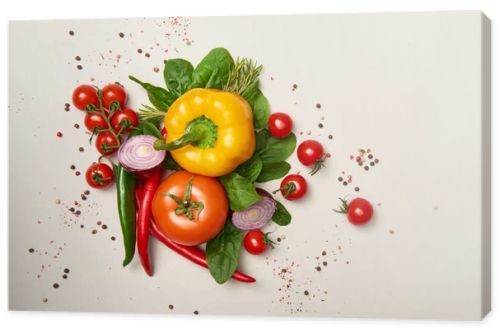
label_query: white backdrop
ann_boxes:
[1,0,498,333]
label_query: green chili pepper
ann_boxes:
[129,75,176,111]
[114,164,137,267]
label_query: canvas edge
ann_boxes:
[480,11,492,320]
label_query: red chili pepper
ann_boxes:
[150,219,256,283]
[136,168,163,276]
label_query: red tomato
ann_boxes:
[152,171,228,246]
[110,108,139,133]
[268,113,293,139]
[335,198,373,225]
[102,83,127,109]
[84,112,109,132]
[297,140,325,175]
[160,126,168,139]
[72,85,98,111]
[95,131,120,156]
[278,174,307,200]
[244,230,275,255]
[85,163,114,188]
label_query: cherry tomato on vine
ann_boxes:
[72,85,98,111]
[275,174,308,200]
[102,83,127,109]
[244,230,276,255]
[85,163,114,188]
[268,112,293,139]
[110,108,139,133]
[95,131,120,156]
[84,112,109,132]
[335,197,373,225]
[297,139,325,175]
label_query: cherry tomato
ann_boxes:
[297,140,325,175]
[160,126,168,139]
[277,174,307,200]
[244,230,275,255]
[84,112,109,132]
[335,198,373,225]
[95,131,120,156]
[152,171,228,246]
[72,85,98,111]
[85,163,114,188]
[268,112,293,139]
[110,108,139,133]
[102,83,127,109]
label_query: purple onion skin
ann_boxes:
[232,196,277,230]
[256,188,273,199]
[118,135,166,173]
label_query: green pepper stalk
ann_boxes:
[114,164,137,266]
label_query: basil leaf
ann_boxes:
[256,161,291,183]
[236,155,262,183]
[272,200,292,226]
[257,130,297,164]
[164,59,194,96]
[163,154,181,171]
[191,48,234,89]
[220,172,261,212]
[252,90,270,129]
[206,220,244,284]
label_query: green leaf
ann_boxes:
[256,161,291,183]
[241,80,260,105]
[252,90,270,129]
[272,200,292,226]
[163,154,181,171]
[129,75,176,111]
[220,172,261,212]
[191,48,234,89]
[256,130,297,164]
[236,155,263,183]
[129,120,162,139]
[164,59,194,96]
[206,220,244,284]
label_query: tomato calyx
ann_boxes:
[164,177,205,221]
[262,231,277,249]
[272,182,296,197]
[91,171,113,185]
[333,197,349,214]
[309,155,326,176]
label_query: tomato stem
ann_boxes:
[309,156,326,176]
[333,198,349,214]
[164,177,205,221]
[272,182,296,197]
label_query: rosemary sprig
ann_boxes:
[223,57,263,94]
[138,104,166,124]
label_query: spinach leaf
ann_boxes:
[191,48,234,89]
[206,220,244,284]
[236,155,262,183]
[163,154,181,171]
[128,120,162,139]
[164,58,194,96]
[220,172,261,212]
[129,75,176,111]
[256,130,297,164]
[272,200,292,226]
[252,90,270,129]
[241,80,260,105]
[256,161,291,183]
[255,129,270,153]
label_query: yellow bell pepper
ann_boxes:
[154,88,255,177]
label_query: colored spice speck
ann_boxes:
[69,30,74,36]
[364,166,369,171]
[84,190,90,195]
[111,236,116,241]
[75,170,80,175]
[304,290,309,296]
[64,268,70,274]
[56,131,63,138]
[328,134,333,139]
[77,65,83,70]
[315,103,321,109]
[92,229,97,235]
[53,283,59,289]
[119,32,125,38]
[42,298,48,303]
[145,52,150,58]
[318,123,323,128]
[322,251,326,256]
[153,67,159,73]
[137,49,143,53]
[354,187,360,192]
[168,304,174,310]
[193,310,199,315]
[28,248,34,253]
[75,56,81,61]
[62,274,68,279]
[315,266,321,272]
[78,147,84,152]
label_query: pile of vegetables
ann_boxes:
[72,47,374,285]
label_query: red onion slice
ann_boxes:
[232,196,276,230]
[118,135,166,172]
